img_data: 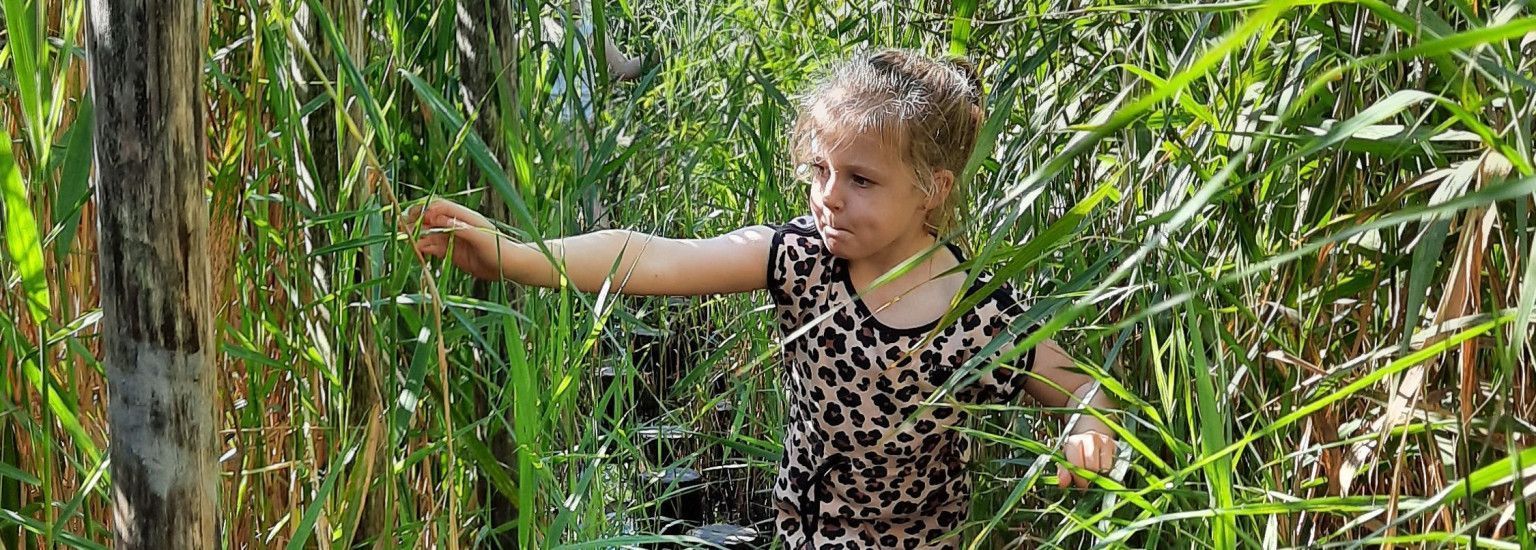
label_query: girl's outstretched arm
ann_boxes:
[405,199,773,296]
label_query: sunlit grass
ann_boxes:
[1,0,1534,548]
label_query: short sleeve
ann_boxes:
[970,288,1044,405]
[765,215,821,310]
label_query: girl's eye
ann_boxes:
[796,163,825,183]
[807,162,871,188]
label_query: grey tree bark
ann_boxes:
[456,0,517,223]
[456,1,521,542]
[293,1,389,545]
[87,0,218,547]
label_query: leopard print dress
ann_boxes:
[765,216,1040,549]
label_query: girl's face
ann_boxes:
[804,125,946,263]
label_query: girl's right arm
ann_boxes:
[405,199,773,296]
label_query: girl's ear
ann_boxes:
[927,169,955,211]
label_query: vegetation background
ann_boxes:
[2,0,1535,547]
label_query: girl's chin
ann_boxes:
[823,238,856,259]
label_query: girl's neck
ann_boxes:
[844,229,966,328]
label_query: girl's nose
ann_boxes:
[820,174,846,211]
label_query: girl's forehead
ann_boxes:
[806,108,906,162]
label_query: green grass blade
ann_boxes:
[0,128,50,325]
[286,443,347,550]
[948,0,976,57]
[49,100,93,262]
[1187,314,1236,549]
[0,0,48,154]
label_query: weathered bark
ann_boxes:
[87,1,218,548]
[295,1,389,546]
[456,0,517,223]
[457,1,520,543]
[297,0,365,204]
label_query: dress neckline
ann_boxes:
[832,242,982,336]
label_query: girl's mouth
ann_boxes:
[812,208,849,235]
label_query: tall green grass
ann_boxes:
[1,0,1534,547]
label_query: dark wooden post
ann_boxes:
[87,0,218,547]
[456,1,521,542]
[456,0,517,222]
[293,1,390,544]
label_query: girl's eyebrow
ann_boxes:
[828,160,883,177]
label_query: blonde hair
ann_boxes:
[788,48,985,237]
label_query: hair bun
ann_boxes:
[945,56,983,106]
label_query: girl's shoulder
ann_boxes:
[766,215,832,306]
[947,258,1038,342]
[772,215,820,239]
[767,215,828,268]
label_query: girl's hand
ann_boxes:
[1057,431,1116,489]
[401,199,510,281]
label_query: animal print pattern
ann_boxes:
[766,216,1039,549]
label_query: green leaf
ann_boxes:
[402,70,538,236]
[51,101,93,262]
[948,0,976,57]
[286,443,347,550]
[1,0,50,154]
[0,128,51,325]
[20,356,99,464]
[1187,314,1236,549]
[0,460,40,486]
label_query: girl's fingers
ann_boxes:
[415,234,449,257]
[429,199,480,224]
[1080,441,1101,474]
[440,216,473,230]
[426,198,462,216]
[1078,439,1098,488]
[398,204,421,232]
[1067,443,1088,489]
[402,199,492,233]
[1098,438,1116,473]
[1059,435,1118,490]
[402,202,447,231]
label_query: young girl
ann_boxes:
[406,48,1120,549]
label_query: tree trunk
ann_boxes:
[87,1,218,548]
[457,1,520,543]
[295,1,389,546]
[456,0,517,223]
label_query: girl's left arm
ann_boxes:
[1022,341,1119,489]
